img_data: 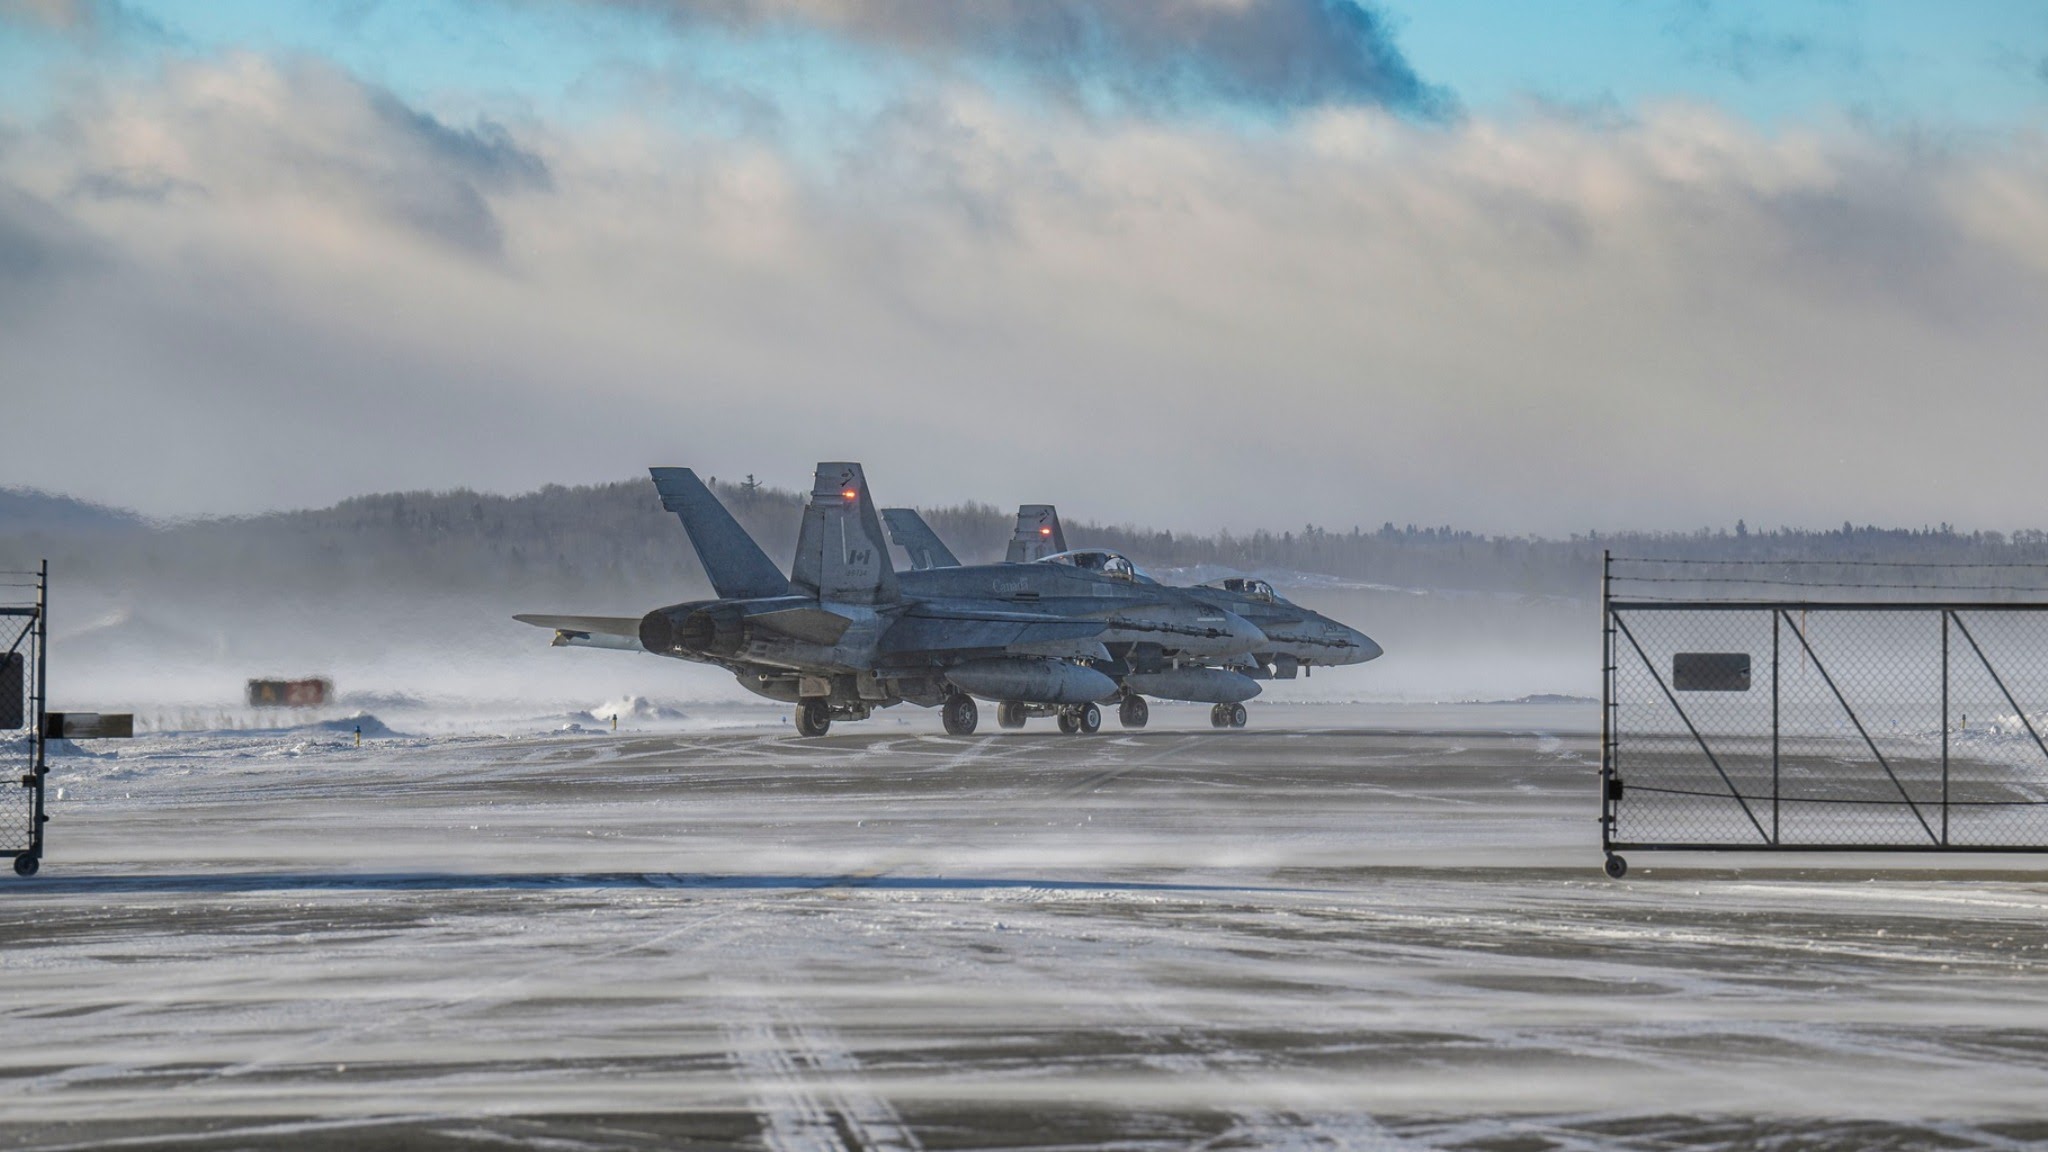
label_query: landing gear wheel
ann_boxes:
[795,699,831,737]
[997,700,1027,729]
[1603,854,1628,880]
[942,694,979,735]
[1057,710,1081,735]
[1229,703,1248,729]
[1076,702,1102,734]
[13,854,37,877]
[1209,704,1228,729]
[1118,695,1149,729]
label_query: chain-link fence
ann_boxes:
[0,564,46,873]
[1603,589,2048,868]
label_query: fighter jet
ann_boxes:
[882,505,1382,729]
[518,464,1266,737]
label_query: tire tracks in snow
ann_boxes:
[725,1008,922,1152]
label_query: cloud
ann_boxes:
[37,55,550,258]
[0,183,87,278]
[0,0,97,31]
[0,0,167,41]
[593,0,1451,115]
[4,56,2047,536]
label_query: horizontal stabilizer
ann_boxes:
[514,614,642,638]
[513,613,646,651]
[649,467,792,600]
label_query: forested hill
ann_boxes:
[4,480,2046,602]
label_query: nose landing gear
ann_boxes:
[1057,702,1102,735]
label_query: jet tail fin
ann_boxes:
[1006,504,1067,563]
[881,508,961,570]
[648,467,792,600]
[791,463,899,605]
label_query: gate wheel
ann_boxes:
[13,854,38,878]
[1603,854,1627,880]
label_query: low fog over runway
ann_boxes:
[8,703,2048,1149]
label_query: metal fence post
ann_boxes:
[1772,607,1780,846]
[1941,609,1950,847]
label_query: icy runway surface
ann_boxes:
[8,704,2048,1150]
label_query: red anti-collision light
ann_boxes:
[841,489,859,500]
[1039,527,1052,536]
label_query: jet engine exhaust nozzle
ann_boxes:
[641,604,747,658]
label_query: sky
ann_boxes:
[2,0,2046,535]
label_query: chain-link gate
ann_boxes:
[1,564,47,876]
[1601,557,2048,876]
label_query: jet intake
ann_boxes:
[944,658,1116,705]
[1124,667,1262,704]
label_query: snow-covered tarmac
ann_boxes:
[7,702,2048,1150]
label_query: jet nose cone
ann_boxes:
[1352,629,1383,663]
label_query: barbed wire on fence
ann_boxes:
[1610,575,2048,593]
[1613,557,2048,569]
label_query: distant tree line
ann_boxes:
[6,479,2048,603]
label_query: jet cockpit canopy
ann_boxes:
[1037,549,1139,582]
[1208,576,1278,603]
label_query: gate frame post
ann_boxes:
[1941,609,1950,847]
[1600,549,1616,858]
[28,561,46,868]
[1771,607,1780,846]
[2,561,50,875]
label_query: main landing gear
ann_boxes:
[795,698,832,737]
[1118,694,1149,729]
[1209,702,1248,729]
[1056,702,1102,735]
[997,699,1104,734]
[942,693,980,736]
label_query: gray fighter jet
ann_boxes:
[882,505,1382,729]
[518,464,1266,736]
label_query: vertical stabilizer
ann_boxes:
[648,468,792,600]
[791,463,899,605]
[881,508,961,570]
[1006,504,1067,563]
